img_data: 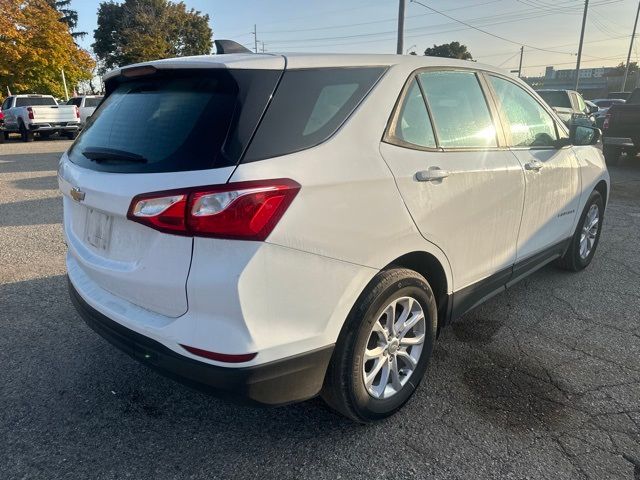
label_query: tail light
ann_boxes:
[74,106,80,119]
[0,111,4,121]
[27,107,34,120]
[602,113,611,130]
[127,179,300,240]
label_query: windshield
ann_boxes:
[537,91,572,109]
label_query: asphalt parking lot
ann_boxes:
[1,137,639,480]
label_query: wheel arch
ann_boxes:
[594,179,608,207]
[385,251,450,333]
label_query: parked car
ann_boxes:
[608,91,631,101]
[536,89,595,127]
[66,95,103,127]
[59,52,609,422]
[1,94,80,142]
[602,88,640,164]
[591,98,626,128]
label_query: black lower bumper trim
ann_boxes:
[68,278,334,406]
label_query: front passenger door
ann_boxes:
[485,75,580,267]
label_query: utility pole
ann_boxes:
[574,0,589,91]
[517,46,524,78]
[261,41,266,53]
[253,24,258,53]
[61,68,69,101]
[396,0,405,54]
[622,0,640,92]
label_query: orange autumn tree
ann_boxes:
[0,0,94,98]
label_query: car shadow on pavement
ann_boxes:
[0,153,63,173]
[0,197,62,227]
[10,175,59,191]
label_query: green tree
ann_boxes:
[46,0,87,38]
[0,0,95,98]
[609,61,638,75]
[424,42,473,60]
[93,0,213,73]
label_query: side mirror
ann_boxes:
[570,125,601,146]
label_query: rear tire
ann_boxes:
[0,131,4,144]
[321,268,437,422]
[603,145,621,165]
[557,190,604,272]
[65,131,78,140]
[19,121,33,143]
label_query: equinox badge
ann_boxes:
[70,187,85,202]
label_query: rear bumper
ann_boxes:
[603,136,636,148]
[68,278,334,406]
[28,123,80,131]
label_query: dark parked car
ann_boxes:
[537,89,595,127]
[592,98,626,128]
[602,88,640,164]
[608,91,632,101]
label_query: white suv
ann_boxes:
[59,52,609,422]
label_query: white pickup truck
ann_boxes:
[66,95,103,127]
[1,94,80,142]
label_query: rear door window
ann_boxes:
[243,67,386,162]
[67,69,282,173]
[84,97,103,108]
[418,71,497,148]
[386,78,436,148]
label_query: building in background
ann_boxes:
[522,66,639,99]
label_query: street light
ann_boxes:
[405,44,417,55]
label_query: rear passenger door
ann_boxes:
[380,69,525,297]
[485,75,580,270]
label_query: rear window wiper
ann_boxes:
[81,147,148,164]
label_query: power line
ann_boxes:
[258,0,505,34]
[497,49,523,67]
[264,6,583,46]
[409,0,577,55]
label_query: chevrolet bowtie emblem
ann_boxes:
[70,187,85,202]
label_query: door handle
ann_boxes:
[524,160,544,171]
[416,167,450,182]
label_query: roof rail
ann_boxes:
[214,40,253,55]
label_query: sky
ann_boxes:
[71,0,640,77]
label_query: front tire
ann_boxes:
[603,145,621,165]
[557,190,604,272]
[322,268,437,422]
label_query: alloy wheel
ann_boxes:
[579,204,599,259]
[362,296,426,399]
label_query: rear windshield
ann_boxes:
[67,69,281,173]
[84,97,103,108]
[16,97,57,107]
[243,67,386,162]
[537,91,571,109]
